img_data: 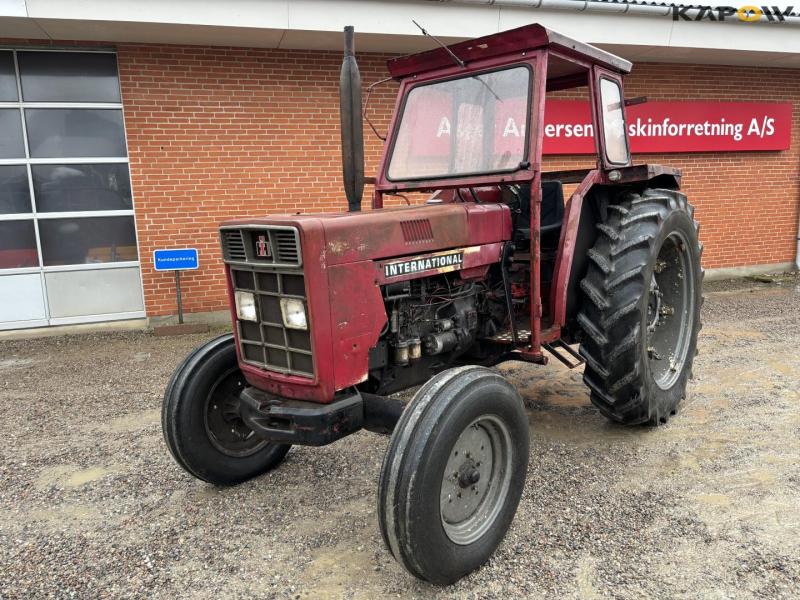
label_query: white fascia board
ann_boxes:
[285,0,498,38]
[0,15,49,37]
[0,0,26,18]
[25,0,290,29]
[6,0,800,64]
[30,19,286,47]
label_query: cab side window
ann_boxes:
[600,78,629,165]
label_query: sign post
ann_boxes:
[153,248,200,326]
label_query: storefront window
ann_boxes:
[0,49,143,328]
[39,216,138,266]
[0,51,17,101]
[0,221,38,269]
[0,165,32,214]
[0,109,25,159]
[25,108,127,158]
[18,51,121,103]
[32,164,132,212]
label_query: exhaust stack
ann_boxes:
[339,25,365,212]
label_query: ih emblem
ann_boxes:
[255,234,270,258]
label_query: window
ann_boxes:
[33,164,132,212]
[0,221,38,269]
[0,109,25,158]
[600,78,629,165]
[39,216,138,266]
[18,51,121,103]
[388,66,531,180]
[0,51,16,101]
[0,49,143,329]
[25,109,127,158]
[0,166,32,214]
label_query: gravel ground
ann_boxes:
[1,275,799,599]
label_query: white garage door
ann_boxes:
[0,48,145,330]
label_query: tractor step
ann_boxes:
[490,328,531,344]
[542,339,585,369]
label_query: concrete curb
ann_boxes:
[703,262,795,282]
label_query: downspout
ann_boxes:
[429,0,800,25]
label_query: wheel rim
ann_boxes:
[203,367,268,457]
[439,415,513,546]
[646,230,695,390]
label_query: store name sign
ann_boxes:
[543,100,792,154]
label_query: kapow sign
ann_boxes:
[542,100,792,155]
[672,4,797,21]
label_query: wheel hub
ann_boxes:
[440,416,513,545]
[204,368,268,457]
[646,232,695,390]
[458,464,481,488]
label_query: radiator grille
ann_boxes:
[273,230,301,264]
[231,267,313,378]
[220,226,302,267]
[221,230,246,262]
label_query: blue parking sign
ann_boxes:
[153,248,199,271]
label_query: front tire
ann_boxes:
[162,334,290,485]
[378,366,529,585]
[577,188,702,425]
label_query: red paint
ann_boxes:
[328,260,387,390]
[549,169,601,329]
[223,201,511,403]
[544,100,792,154]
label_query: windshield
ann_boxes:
[387,66,531,181]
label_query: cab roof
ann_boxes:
[387,23,632,79]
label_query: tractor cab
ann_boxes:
[369,23,642,359]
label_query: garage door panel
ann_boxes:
[0,273,47,323]
[45,267,144,319]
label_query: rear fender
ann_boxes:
[551,165,681,340]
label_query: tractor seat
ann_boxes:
[515,180,565,242]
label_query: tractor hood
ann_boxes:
[222,202,512,267]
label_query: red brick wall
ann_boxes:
[113,44,799,317]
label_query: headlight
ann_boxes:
[234,291,257,322]
[280,298,307,330]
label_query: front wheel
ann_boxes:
[162,334,290,485]
[378,366,529,585]
[577,188,703,425]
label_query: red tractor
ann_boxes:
[163,24,702,584]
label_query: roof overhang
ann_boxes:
[0,0,798,68]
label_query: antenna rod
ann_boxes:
[411,19,465,68]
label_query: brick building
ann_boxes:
[0,0,798,330]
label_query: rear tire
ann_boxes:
[162,334,290,485]
[577,188,702,425]
[378,366,529,585]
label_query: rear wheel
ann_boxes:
[577,188,702,425]
[378,366,529,585]
[162,334,290,485]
